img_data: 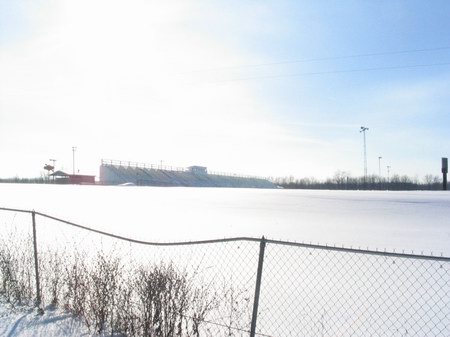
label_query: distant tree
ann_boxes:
[276,171,443,191]
[333,170,350,186]
[423,174,441,190]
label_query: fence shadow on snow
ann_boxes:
[0,206,449,337]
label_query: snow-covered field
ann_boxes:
[1,184,449,336]
[0,183,449,254]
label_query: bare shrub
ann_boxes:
[219,280,253,336]
[1,233,247,337]
[190,282,219,337]
[41,248,65,307]
[113,275,139,336]
[0,243,17,302]
[85,252,122,334]
[63,251,89,318]
[0,235,34,306]
[133,263,191,337]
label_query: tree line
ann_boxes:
[273,171,444,191]
[0,176,46,184]
[1,173,445,191]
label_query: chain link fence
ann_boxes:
[1,206,449,336]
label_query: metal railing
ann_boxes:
[101,159,188,173]
[1,206,449,337]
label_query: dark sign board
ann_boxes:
[443,157,448,174]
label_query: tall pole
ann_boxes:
[378,156,382,177]
[387,165,391,184]
[49,159,56,182]
[360,126,369,185]
[442,157,448,191]
[72,146,77,175]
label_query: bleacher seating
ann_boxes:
[100,163,275,188]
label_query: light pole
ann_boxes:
[49,159,56,182]
[442,158,448,191]
[378,156,382,177]
[387,165,391,184]
[360,126,369,184]
[72,146,77,175]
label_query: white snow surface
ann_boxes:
[1,184,449,336]
[0,300,93,337]
[0,184,449,254]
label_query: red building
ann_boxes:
[50,171,96,184]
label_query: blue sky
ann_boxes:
[1,0,449,180]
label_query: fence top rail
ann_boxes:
[0,206,34,214]
[1,206,449,261]
[265,238,450,262]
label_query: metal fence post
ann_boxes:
[250,236,266,337]
[32,211,42,310]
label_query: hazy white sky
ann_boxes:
[1,0,450,179]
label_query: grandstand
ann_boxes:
[100,159,276,188]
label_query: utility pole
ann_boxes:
[72,146,77,175]
[360,126,369,185]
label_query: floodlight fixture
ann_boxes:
[378,156,382,177]
[49,159,56,171]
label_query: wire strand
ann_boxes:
[205,61,450,83]
[189,46,450,72]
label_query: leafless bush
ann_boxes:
[1,234,250,337]
[41,248,65,307]
[63,250,89,317]
[85,252,122,334]
[0,235,34,306]
[217,280,253,337]
[133,263,192,336]
[113,275,138,336]
[190,282,219,337]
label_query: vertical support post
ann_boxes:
[360,126,369,187]
[32,211,42,309]
[72,146,77,175]
[250,236,266,337]
[442,158,448,191]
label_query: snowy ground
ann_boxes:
[1,184,449,336]
[0,184,449,254]
[0,300,93,337]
